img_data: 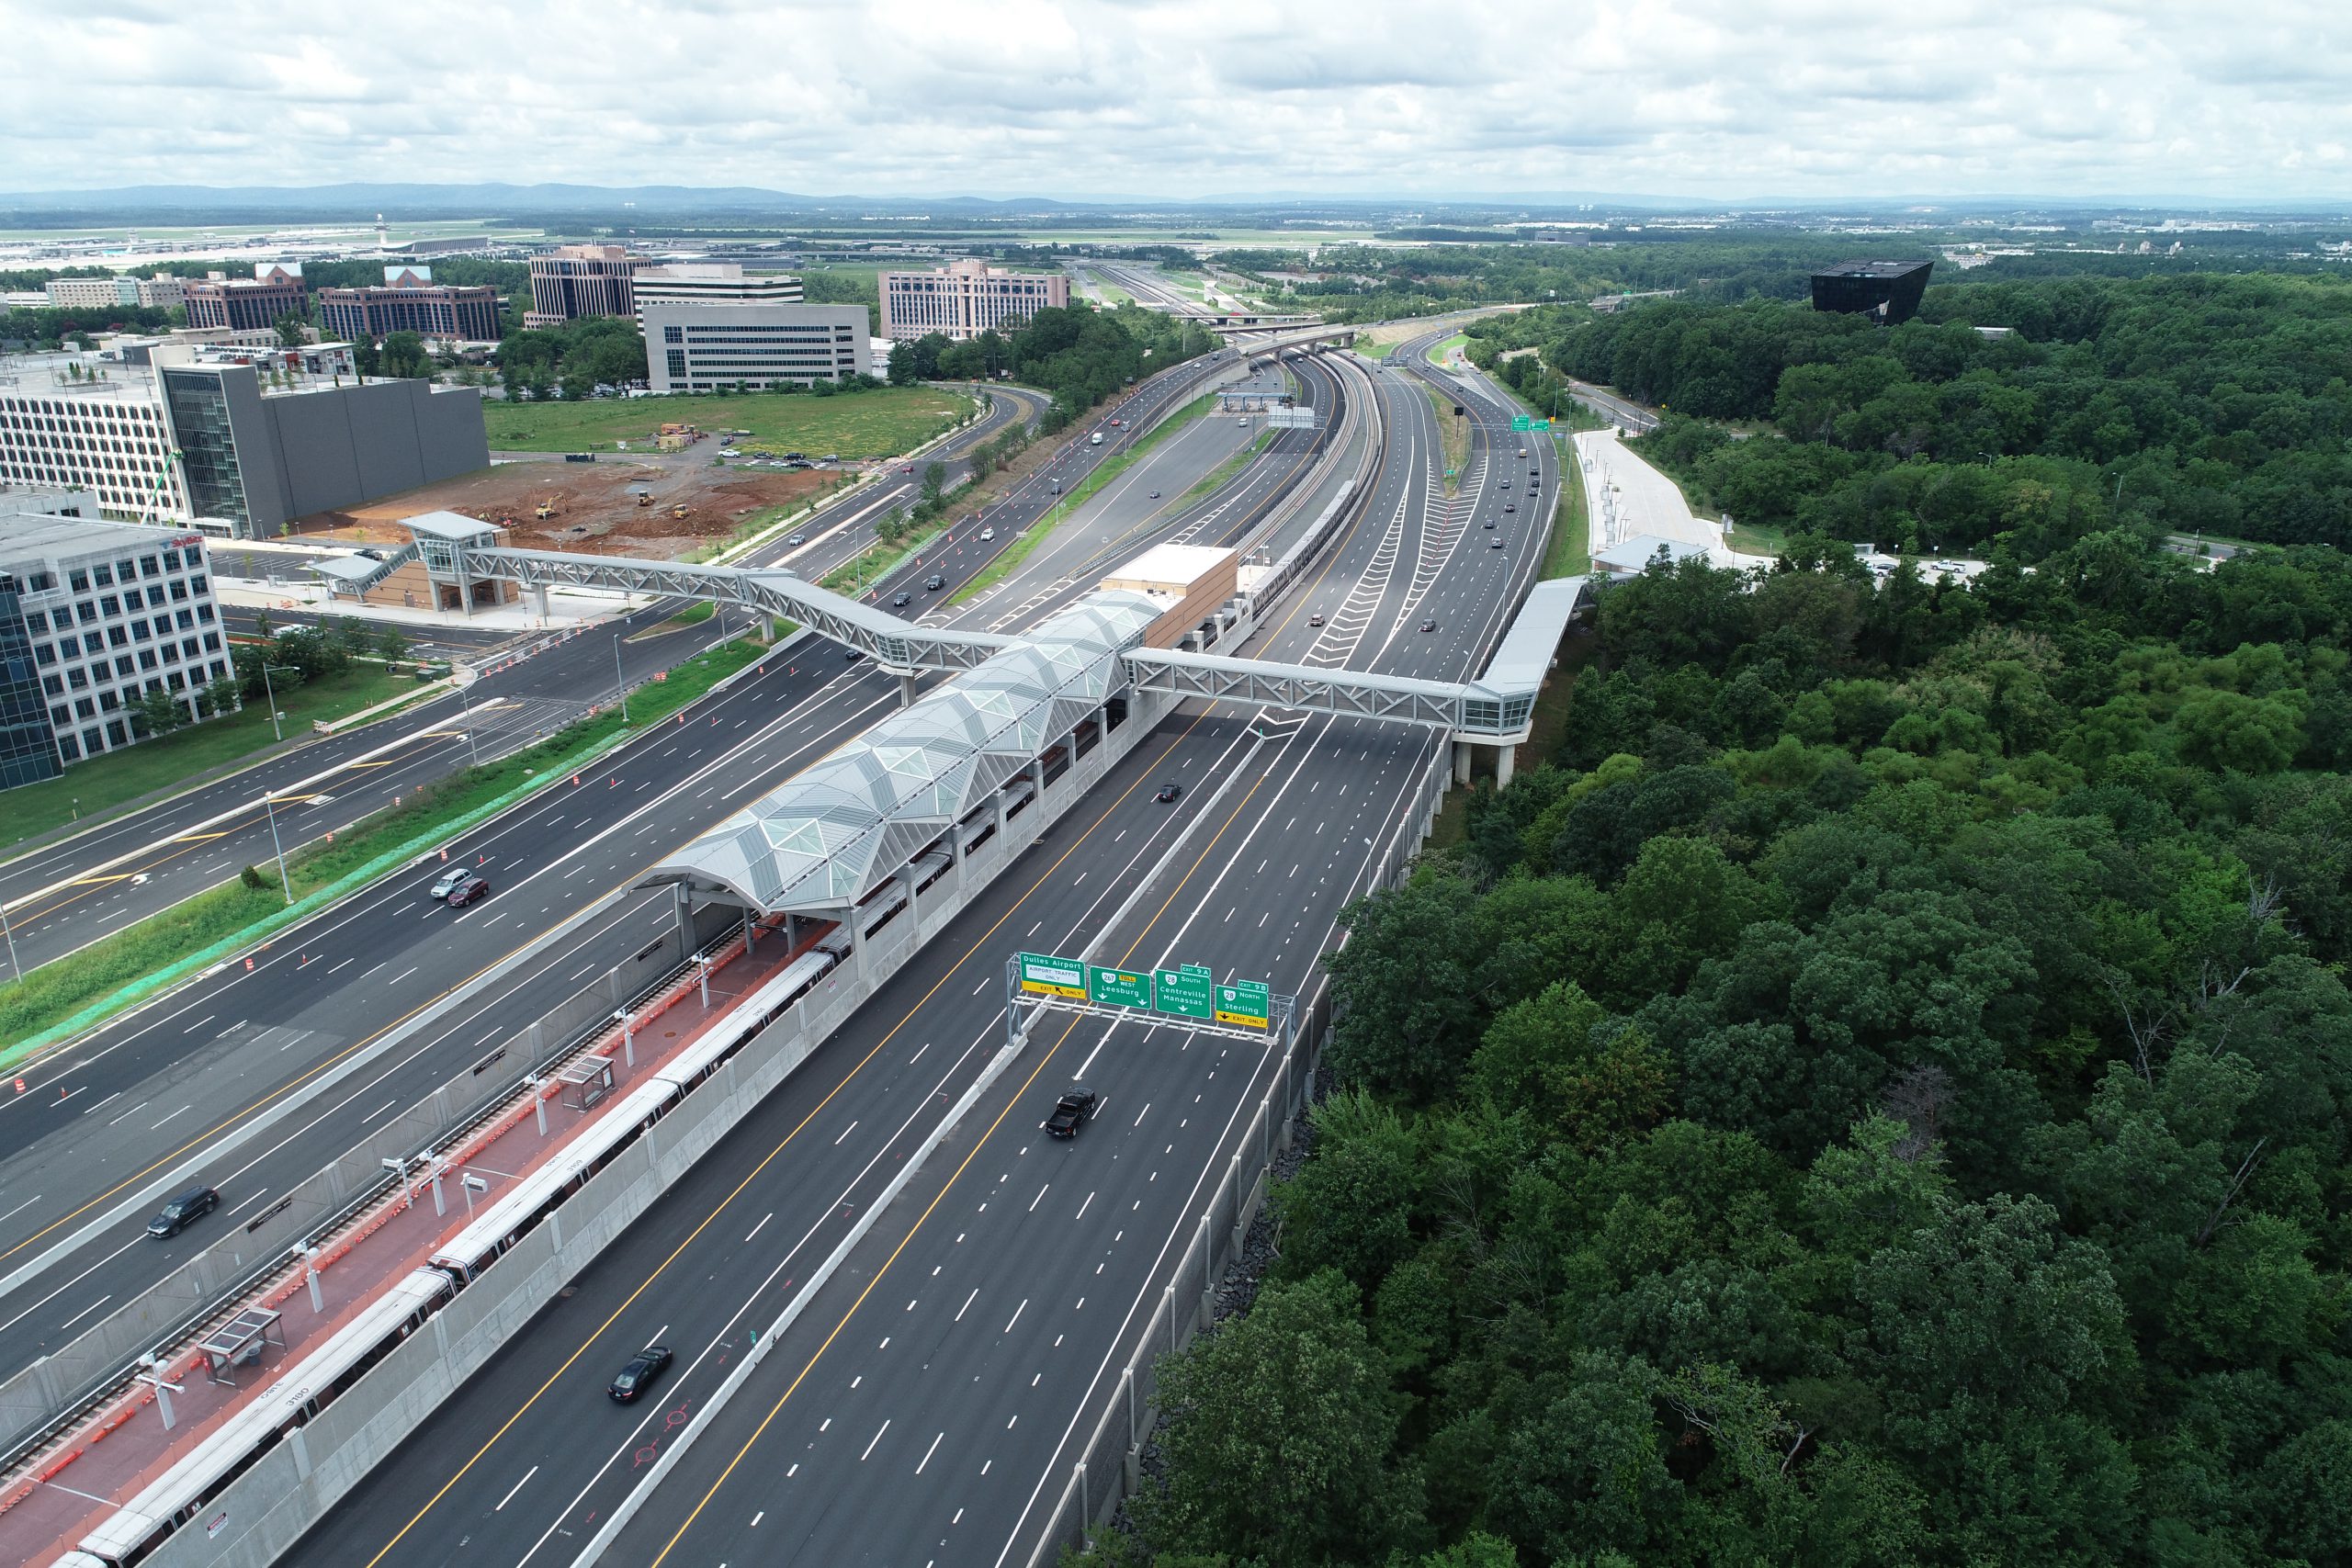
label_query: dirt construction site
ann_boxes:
[284,454,841,558]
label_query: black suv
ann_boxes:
[147,1184,219,1238]
[925,574,946,592]
[1046,1088,1100,1139]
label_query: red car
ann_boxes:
[447,874,491,908]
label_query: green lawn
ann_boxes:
[485,387,972,459]
[3,666,419,852]
[1427,333,1469,365]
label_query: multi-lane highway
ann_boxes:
[0,353,1305,1422]
[0,388,1058,980]
[277,337,1556,1568]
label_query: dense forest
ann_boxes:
[1489,273,2352,556]
[1096,530,2352,1567]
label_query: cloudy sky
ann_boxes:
[3,0,2346,201]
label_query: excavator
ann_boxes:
[534,496,557,521]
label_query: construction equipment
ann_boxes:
[635,491,653,508]
[534,496,557,521]
[670,503,692,520]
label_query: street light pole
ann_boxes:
[0,897,20,982]
[262,792,291,904]
[260,660,282,742]
[612,633,628,721]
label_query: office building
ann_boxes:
[881,259,1069,341]
[44,274,187,311]
[0,501,232,784]
[184,264,309,333]
[0,360,488,540]
[318,266,502,344]
[1810,260,1934,325]
[641,299,869,392]
[526,243,647,328]
[630,264,805,317]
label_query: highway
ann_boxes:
[0,388,1057,979]
[278,338,1556,1568]
[0,353,1302,1432]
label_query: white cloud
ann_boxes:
[1,0,2347,199]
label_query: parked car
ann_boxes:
[147,1184,219,1238]
[1046,1088,1100,1139]
[446,874,490,908]
[429,864,471,900]
[608,1344,673,1403]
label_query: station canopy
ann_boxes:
[648,592,1161,918]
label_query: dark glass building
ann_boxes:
[1810,260,1934,325]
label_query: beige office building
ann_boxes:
[526,244,649,329]
[881,259,1069,341]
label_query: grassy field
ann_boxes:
[0,638,765,1059]
[1427,333,1469,365]
[3,665,419,852]
[485,387,971,459]
[1423,381,1469,494]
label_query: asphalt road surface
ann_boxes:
[0,351,1297,1406]
[282,343,1556,1568]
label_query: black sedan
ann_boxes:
[609,1344,673,1403]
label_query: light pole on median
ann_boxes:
[0,897,19,982]
[261,791,291,904]
[257,661,300,744]
[612,633,628,721]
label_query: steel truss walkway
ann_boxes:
[466,546,1018,674]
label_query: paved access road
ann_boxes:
[0,384,1053,981]
[0,355,1288,1404]
[286,347,1556,1568]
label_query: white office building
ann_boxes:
[0,501,232,776]
[0,379,192,520]
[641,299,870,393]
[630,263,805,318]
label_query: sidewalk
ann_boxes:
[0,920,820,1568]
[1572,427,1774,574]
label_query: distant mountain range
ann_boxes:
[0,182,2341,224]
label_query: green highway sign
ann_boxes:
[1089,964,1153,1010]
[1017,952,1087,1000]
[1155,967,1214,1021]
[1215,980,1273,1029]
[1510,413,1531,431]
[1182,963,1211,978]
[1532,419,1553,432]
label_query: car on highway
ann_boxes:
[608,1345,673,1404]
[1308,611,1325,626]
[446,874,491,909]
[1518,446,1528,457]
[429,864,472,900]
[1499,479,1510,490]
[1490,536,1505,547]
[925,574,945,592]
[1148,491,1159,499]
[1046,1088,1100,1139]
[1504,502,1516,513]
[786,533,807,546]
[892,591,912,607]
[979,526,995,540]
[845,648,865,661]
[1484,518,1497,528]
[146,1184,219,1239]
[1156,782,1182,803]
[899,463,914,474]
[1419,619,1437,633]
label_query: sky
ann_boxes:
[3,0,2347,202]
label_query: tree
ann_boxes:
[133,686,187,739]
[272,310,307,348]
[380,330,431,379]
[377,626,410,666]
[1140,1270,1406,1565]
